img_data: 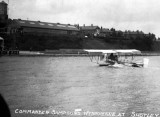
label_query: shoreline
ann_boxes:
[1,50,160,57]
[1,53,160,57]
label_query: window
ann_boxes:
[57,25,66,27]
[19,21,25,23]
[68,26,76,28]
[30,22,35,24]
[39,23,45,25]
[48,24,53,26]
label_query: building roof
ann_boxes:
[80,26,100,30]
[10,19,79,31]
[100,28,112,33]
[0,1,7,5]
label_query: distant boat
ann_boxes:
[84,49,149,68]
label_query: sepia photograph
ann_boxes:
[0,0,160,117]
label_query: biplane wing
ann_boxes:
[84,49,116,54]
[115,49,141,55]
[84,49,141,54]
[83,49,148,68]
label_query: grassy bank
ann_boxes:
[1,33,160,52]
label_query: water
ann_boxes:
[0,56,160,117]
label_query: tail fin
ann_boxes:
[143,58,149,68]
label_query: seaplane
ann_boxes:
[84,49,149,68]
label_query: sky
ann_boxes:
[3,0,160,38]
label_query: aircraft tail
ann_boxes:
[143,58,149,68]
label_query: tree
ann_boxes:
[110,28,116,37]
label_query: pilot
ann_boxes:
[108,53,114,60]
[108,53,118,63]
